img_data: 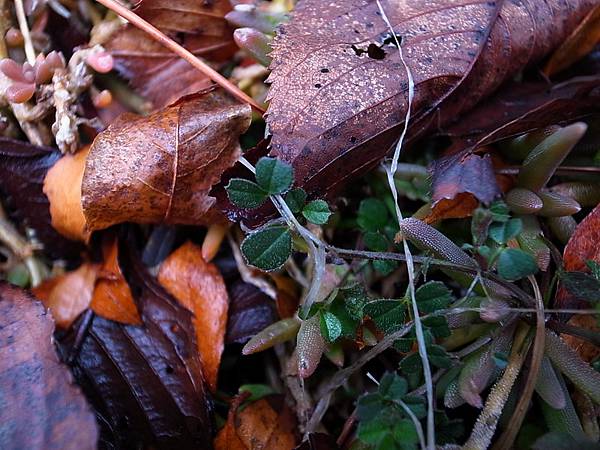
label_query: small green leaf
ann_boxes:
[497,248,538,280]
[373,259,398,275]
[416,281,453,313]
[400,352,422,374]
[238,384,277,404]
[587,260,600,280]
[7,263,29,287]
[427,344,452,368]
[357,198,388,231]
[357,393,386,421]
[284,188,306,213]
[341,284,368,321]
[329,297,359,339]
[379,373,408,400]
[392,420,419,446]
[560,271,600,302]
[363,231,388,252]
[422,316,451,338]
[489,218,523,244]
[225,178,268,208]
[489,201,510,222]
[241,226,292,271]
[364,300,405,334]
[302,200,331,225]
[319,311,342,342]
[255,157,294,194]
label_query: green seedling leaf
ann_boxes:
[341,284,368,321]
[364,299,405,334]
[284,187,307,213]
[302,200,332,225]
[363,231,388,252]
[329,296,359,339]
[400,352,422,374]
[373,259,398,275]
[560,271,600,303]
[497,248,538,280]
[319,310,342,342]
[357,198,388,231]
[489,201,511,222]
[427,344,452,368]
[241,226,292,271]
[226,178,268,208]
[489,218,523,244]
[416,281,453,313]
[423,316,451,339]
[255,156,293,194]
[379,373,408,400]
[239,384,277,405]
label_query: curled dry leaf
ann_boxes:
[0,137,83,259]
[266,0,596,200]
[90,236,141,325]
[158,241,229,392]
[59,237,213,449]
[108,0,236,109]
[544,5,600,77]
[0,282,98,449]
[33,262,98,328]
[214,395,297,450]
[80,90,251,233]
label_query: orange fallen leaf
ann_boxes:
[157,241,229,392]
[215,396,297,450]
[33,262,98,328]
[90,237,141,325]
[424,192,479,224]
[43,146,90,242]
[544,5,600,77]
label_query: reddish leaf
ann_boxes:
[108,0,236,109]
[34,262,99,329]
[59,237,213,449]
[80,90,251,232]
[90,237,141,325]
[226,280,277,345]
[544,5,600,77]
[0,282,97,449]
[266,0,596,199]
[214,396,297,450]
[563,203,600,272]
[424,192,480,224]
[0,137,83,259]
[158,241,229,392]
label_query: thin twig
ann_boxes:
[14,0,36,64]
[491,276,545,450]
[497,166,600,176]
[94,0,266,114]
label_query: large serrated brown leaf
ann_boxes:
[59,236,213,450]
[0,282,98,450]
[266,0,596,199]
[108,0,236,109]
[81,90,252,232]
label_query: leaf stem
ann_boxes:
[14,0,35,64]
[93,0,266,114]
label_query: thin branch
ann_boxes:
[14,0,35,64]
[94,0,266,114]
[497,165,600,176]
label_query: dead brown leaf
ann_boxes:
[91,236,141,325]
[215,396,297,450]
[158,241,229,392]
[108,0,236,109]
[266,0,596,199]
[80,90,251,232]
[544,5,600,77]
[0,282,98,449]
[33,262,99,328]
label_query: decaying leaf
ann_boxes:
[0,282,98,449]
[544,5,600,77]
[33,262,99,328]
[158,241,229,392]
[108,0,236,109]
[214,395,297,450]
[59,237,213,449]
[0,137,83,259]
[81,90,251,232]
[90,236,141,325]
[266,0,596,199]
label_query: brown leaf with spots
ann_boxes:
[158,241,229,392]
[90,236,141,325]
[544,5,600,77]
[214,395,297,450]
[0,282,98,449]
[108,0,236,109]
[81,90,251,232]
[33,262,98,329]
[266,0,596,199]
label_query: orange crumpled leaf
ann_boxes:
[214,396,297,450]
[90,237,142,325]
[33,262,98,328]
[43,146,90,242]
[158,241,229,392]
[544,4,600,77]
